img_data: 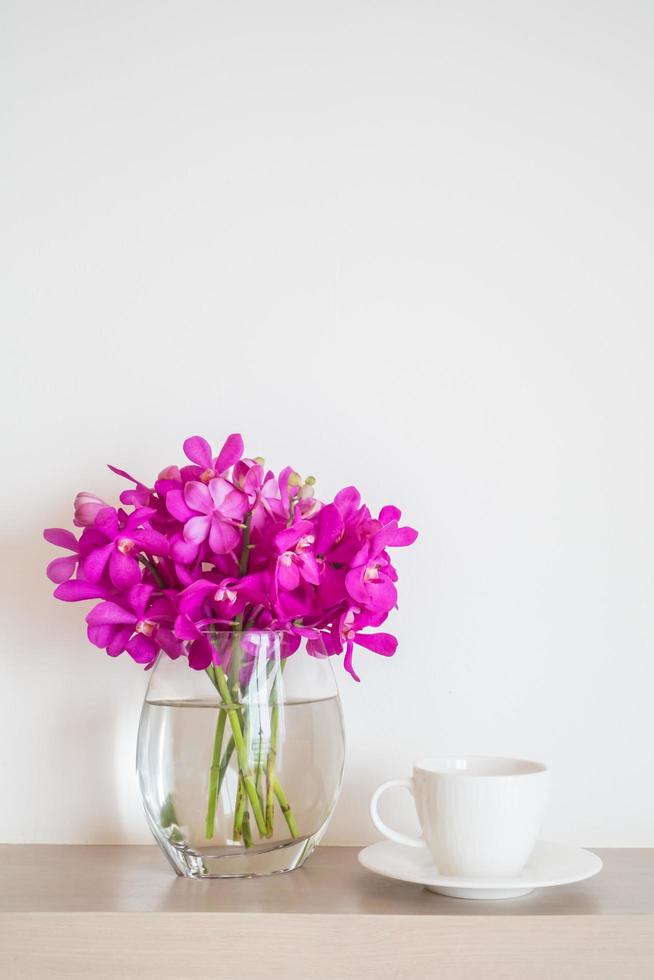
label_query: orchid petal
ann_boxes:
[184,481,213,514]
[344,566,368,605]
[54,580,110,601]
[46,555,78,584]
[126,633,157,665]
[87,624,115,648]
[130,527,170,556]
[371,522,418,556]
[183,435,213,469]
[334,486,361,519]
[215,433,244,474]
[107,626,132,657]
[383,525,419,548]
[119,488,151,508]
[174,614,200,641]
[353,631,398,656]
[343,640,360,682]
[188,636,214,670]
[178,580,216,617]
[94,507,119,539]
[219,488,249,520]
[183,514,212,544]
[81,542,114,582]
[277,559,300,592]
[274,521,312,554]
[109,549,141,590]
[208,517,240,554]
[108,464,143,485]
[279,633,302,658]
[127,582,154,617]
[242,463,264,496]
[127,506,158,525]
[157,627,183,660]
[166,489,195,522]
[171,535,200,563]
[236,571,271,603]
[299,552,321,586]
[206,477,231,509]
[86,601,136,626]
[315,504,343,556]
[43,528,78,551]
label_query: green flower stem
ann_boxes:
[233,778,245,841]
[242,803,253,848]
[264,665,299,839]
[265,702,278,837]
[253,709,264,805]
[213,665,268,837]
[272,776,299,838]
[202,512,299,844]
[216,735,235,798]
[138,556,165,589]
[233,773,254,848]
[205,707,227,839]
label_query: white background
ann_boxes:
[1,1,653,847]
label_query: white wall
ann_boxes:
[1,0,653,847]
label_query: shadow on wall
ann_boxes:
[1,514,148,843]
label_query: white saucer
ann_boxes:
[358,839,602,900]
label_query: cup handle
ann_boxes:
[370,778,428,848]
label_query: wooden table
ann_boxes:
[1,845,652,979]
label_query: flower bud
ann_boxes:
[158,465,181,481]
[73,492,107,527]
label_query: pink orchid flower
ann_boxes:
[82,507,169,590]
[45,432,418,681]
[86,584,182,664]
[272,521,321,593]
[167,478,248,555]
[181,434,244,483]
[330,607,398,682]
[344,512,418,614]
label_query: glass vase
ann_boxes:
[136,630,345,877]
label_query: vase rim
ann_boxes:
[195,627,315,638]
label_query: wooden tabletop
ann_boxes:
[1,845,653,979]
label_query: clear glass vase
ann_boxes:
[136,630,345,877]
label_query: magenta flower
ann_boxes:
[345,517,417,615]
[168,478,248,555]
[177,576,246,623]
[182,433,244,483]
[331,607,398,682]
[45,433,417,680]
[86,584,182,664]
[249,470,287,530]
[272,521,321,593]
[82,507,169,590]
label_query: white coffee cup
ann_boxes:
[370,756,549,877]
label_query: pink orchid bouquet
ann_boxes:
[45,434,417,846]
